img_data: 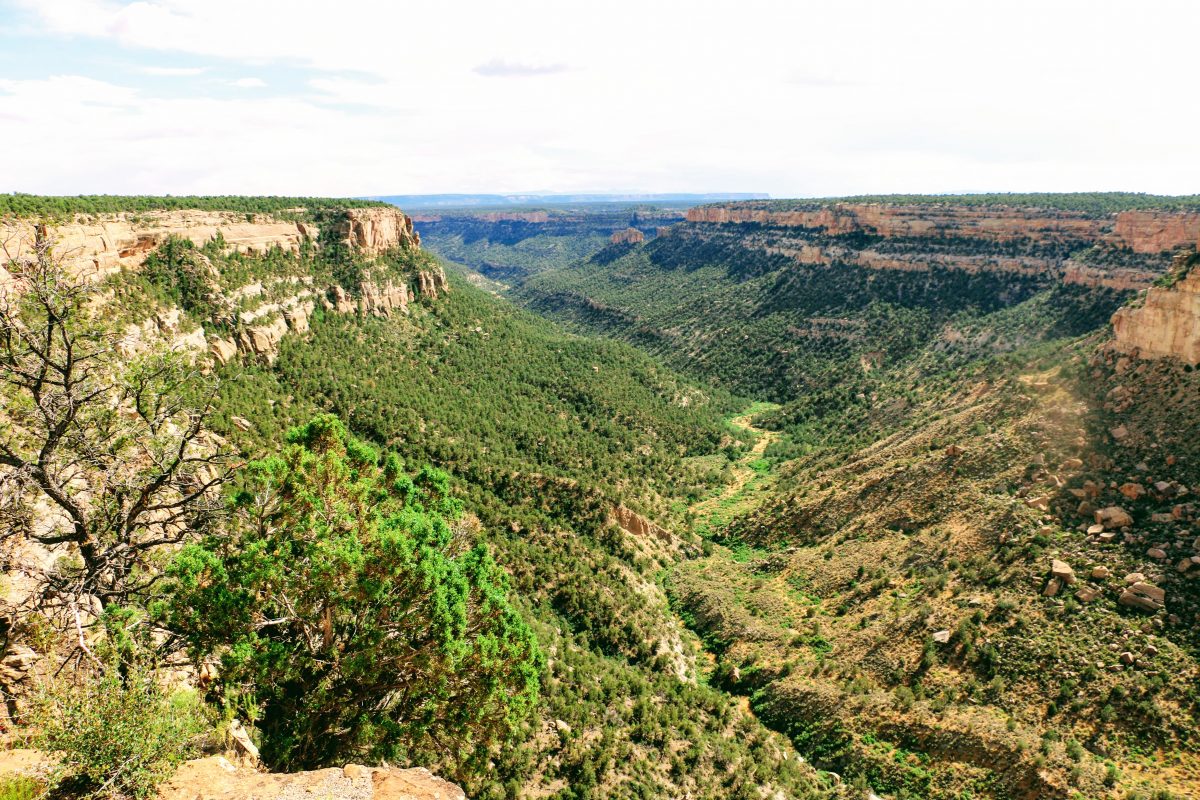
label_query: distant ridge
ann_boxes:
[367,192,768,210]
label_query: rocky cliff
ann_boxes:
[0,206,420,282]
[610,227,645,244]
[1,205,443,366]
[686,203,1200,253]
[333,206,421,255]
[1111,257,1200,364]
[678,202,1200,291]
[0,211,314,282]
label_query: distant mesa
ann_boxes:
[610,227,645,245]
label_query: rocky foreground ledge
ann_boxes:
[0,750,466,800]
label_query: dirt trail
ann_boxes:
[691,404,780,530]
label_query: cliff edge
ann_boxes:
[1112,255,1200,364]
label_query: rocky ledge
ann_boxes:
[687,203,1200,253]
[0,206,419,282]
[0,750,465,800]
[1112,258,1200,364]
[159,758,464,800]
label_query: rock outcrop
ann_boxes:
[684,202,1200,291]
[0,751,465,800]
[0,211,318,281]
[156,758,465,800]
[687,204,1200,253]
[357,276,411,317]
[1111,263,1200,365]
[610,228,645,245]
[333,207,420,255]
[416,269,448,299]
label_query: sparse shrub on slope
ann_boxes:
[29,643,210,800]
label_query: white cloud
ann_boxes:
[141,66,207,76]
[473,59,568,78]
[5,0,1200,196]
[228,77,266,88]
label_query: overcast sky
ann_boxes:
[1,0,1197,198]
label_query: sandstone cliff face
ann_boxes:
[333,207,420,255]
[0,211,318,281]
[686,203,1110,243]
[682,202,1200,291]
[1111,267,1200,364]
[1112,211,1200,254]
[687,203,1200,254]
[2,206,444,366]
[610,228,646,245]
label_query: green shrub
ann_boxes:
[30,655,209,799]
[0,776,43,800]
[161,415,542,772]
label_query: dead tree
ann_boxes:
[0,230,234,624]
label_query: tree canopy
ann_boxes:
[159,414,542,773]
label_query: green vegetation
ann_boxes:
[0,777,42,800]
[30,651,209,799]
[414,206,682,283]
[512,229,1130,465]
[9,193,1197,799]
[0,193,384,219]
[100,233,820,797]
[162,415,541,773]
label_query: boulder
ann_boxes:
[1119,582,1166,613]
[1119,483,1146,501]
[209,337,238,365]
[1090,566,1111,580]
[0,645,39,684]
[155,757,464,800]
[228,719,259,762]
[374,768,465,800]
[1095,506,1134,529]
[1050,559,1076,585]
